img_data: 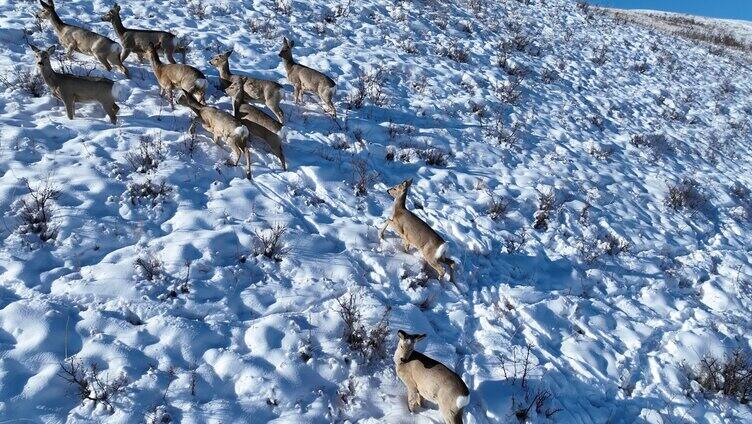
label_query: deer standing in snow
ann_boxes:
[101,3,177,64]
[395,330,470,424]
[31,45,120,124]
[209,50,285,123]
[228,78,284,134]
[230,79,287,171]
[36,0,129,77]
[146,43,206,109]
[177,90,252,179]
[379,179,455,281]
[278,37,337,119]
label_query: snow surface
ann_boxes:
[1,0,751,422]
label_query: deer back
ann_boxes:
[399,350,469,407]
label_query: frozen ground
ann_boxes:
[0,0,751,422]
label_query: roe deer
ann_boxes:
[379,179,455,281]
[395,330,469,424]
[101,3,176,64]
[210,50,285,123]
[31,45,119,124]
[147,43,206,109]
[36,0,129,77]
[228,78,283,134]
[177,90,252,179]
[278,37,336,118]
[230,81,287,171]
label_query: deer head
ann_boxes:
[395,330,426,363]
[387,178,413,199]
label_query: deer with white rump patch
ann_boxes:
[210,50,285,123]
[379,179,455,281]
[146,43,206,109]
[177,90,252,179]
[395,330,470,424]
[101,3,177,64]
[278,37,337,119]
[36,0,129,77]
[230,79,287,171]
[31,45,120,124]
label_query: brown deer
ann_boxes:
[31,45,119,124]
[146,43,206,109]
[229,81,287,171]
[228,78,283,134]
[395,330,470,424]
[177,90,252,179]
[101,3,176,64]
[379,179,455,281]
[278,37,336,118]
[36,0,129,77]
[209,50,285,123]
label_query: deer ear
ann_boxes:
[397,330,407,340]
[415,333,426,341]
[46,45,56,54]
[225,50,233,57]
[289,39,295,48]
[30,44,41,53]
[282,37,289,47]
[405,178,413,188]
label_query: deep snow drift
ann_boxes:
[0,0,751,422]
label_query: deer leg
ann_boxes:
[245,147,252,180]
[274,144,286,171]
[320,88,336,118]
[120,48,131,63]
[113,54,130,78]
[103,101,118,124]
[65,46,74,59]
[402,239,410,253]
[293,85,302,104]
[440,406,462,424]
[427,257,446,281]
[63,97,75,120]
[406,386,421,413]
[166,85,175,110]
[267,98,285,123]
[95,53,112,71]
[164,43,177,64]
[378,219,392,241]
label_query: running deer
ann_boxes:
[395,330,470,424]
[31,45,119,124]
[101,3,177,64]
[230,81,287,171]
[36,0,129,77]
[209,50,285,123]
[379,179,455,281]
[147,43,206,109]
[278,37,337,118]
[228,78,283,134]
[177,90,252,179]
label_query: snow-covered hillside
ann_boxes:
[1,0,751,422]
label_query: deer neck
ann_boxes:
[148,51,163,74]
[393,191,408,212]
[46,9,66,35]
[110,13,127,39]
[218,62,233,87]
[39,62,59,87]
[281,55,295,75]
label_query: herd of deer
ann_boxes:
[29,1,469,422]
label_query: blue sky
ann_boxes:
[588,0,752,21]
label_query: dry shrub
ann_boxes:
[336,291,391,363]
